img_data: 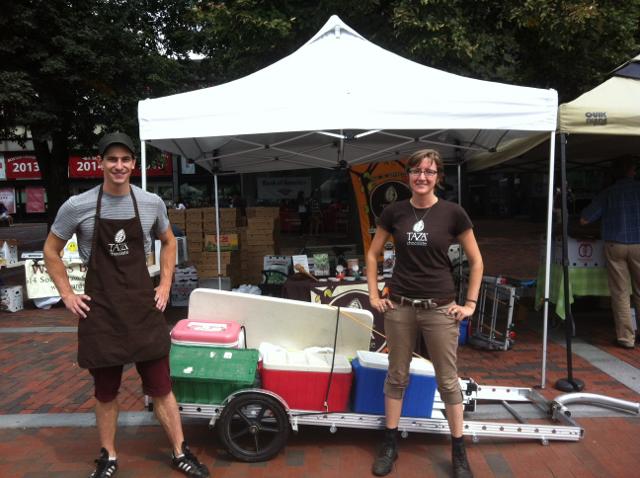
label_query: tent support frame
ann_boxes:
[541,131,557,388]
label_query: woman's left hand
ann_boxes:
[446,303,475,322]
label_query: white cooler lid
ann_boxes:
[356,350,435,376]
[263,349,352,373]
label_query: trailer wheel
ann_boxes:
[217,392,289,462]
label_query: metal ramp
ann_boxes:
[178,378,589,447]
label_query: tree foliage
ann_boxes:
[1,1,639,222]
[192,0,640,100]
[0,0,206,221]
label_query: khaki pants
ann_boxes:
[383,301,462,404]
[604,242,640,346]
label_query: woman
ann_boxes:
[366,149,482,478]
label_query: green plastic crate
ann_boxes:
[170,345,259,404]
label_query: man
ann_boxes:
[0,201,13,226]
[581,156,640,349]
[43,132,210,478]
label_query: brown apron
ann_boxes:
[77,186,170,369]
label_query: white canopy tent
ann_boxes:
[139,16,557,175]
[138,16,559,385]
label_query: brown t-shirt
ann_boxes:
[378,198,473,298]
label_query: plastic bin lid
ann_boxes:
[171,318,241,344]
[262,349,352,373]
[356,350,435,376]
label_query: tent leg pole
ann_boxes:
[541,131,557,389]
[457,162,463,301]
[141,140,147,191]
[555,133,585,392]
[457,163,462,205]
[214,174,222,290]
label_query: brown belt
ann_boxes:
[389,294,454,309]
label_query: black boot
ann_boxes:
[452,437,473,478]
[372,428,398,476]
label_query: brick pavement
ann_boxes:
[1,417,639,477]
[3,299,637,415]
[1,219,639,476]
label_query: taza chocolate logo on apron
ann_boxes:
[108,228,129,256]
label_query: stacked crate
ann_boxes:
[185,208,204,265]
[197,208,240,283]
[240,207,281,284]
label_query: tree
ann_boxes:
[0,0,204,223]
[390,0,640,101]
[190,0,640,101]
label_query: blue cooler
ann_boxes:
[352,351,437,418]
[459,319,470,345]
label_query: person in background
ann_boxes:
[175,197,186,210]
[308,190,323,235]
[0,202,14,226]
[296,190,309,236]
[581,155,640,349]
[366,149,482,478]
[43,132,209,478]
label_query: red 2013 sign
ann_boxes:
[5,156,42,179]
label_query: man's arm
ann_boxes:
[580,191,605,225]
[43,232,91,318]
[154,225,176,311]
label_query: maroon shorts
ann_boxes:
[89,356,172,403]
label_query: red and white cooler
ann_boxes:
[261,348,352,412]
[171,319,245,348]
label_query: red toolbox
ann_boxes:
[261,349,352,412]
[171,319,244,348]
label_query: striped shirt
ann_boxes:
[581,178,640,244]
[51,185,170,263]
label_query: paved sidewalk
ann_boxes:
[1,417,639,477]
[1,218,639,477]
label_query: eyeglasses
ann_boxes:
[408,168,438,177]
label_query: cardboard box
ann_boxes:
[186,208,204,221]
[0,240,19,266]
[242,245,277,257]
[168,209,186,222]
[1,285,24,312]
[186,222,204,233]
[200,251,238,265]
[203,234,239,252]
[247,216,275,228]
[246,207,280,219]
[188,250,202,264]
[246,237,274,247]
[188,244,203,255]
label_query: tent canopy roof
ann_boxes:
[138,15,557,174]
[469,53,640,172]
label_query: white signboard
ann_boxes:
[25,260,87,299]
[181,157,195,174]
[257,177,310,201]
[0,154,6,180]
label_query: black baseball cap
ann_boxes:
[97,132,136,157]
